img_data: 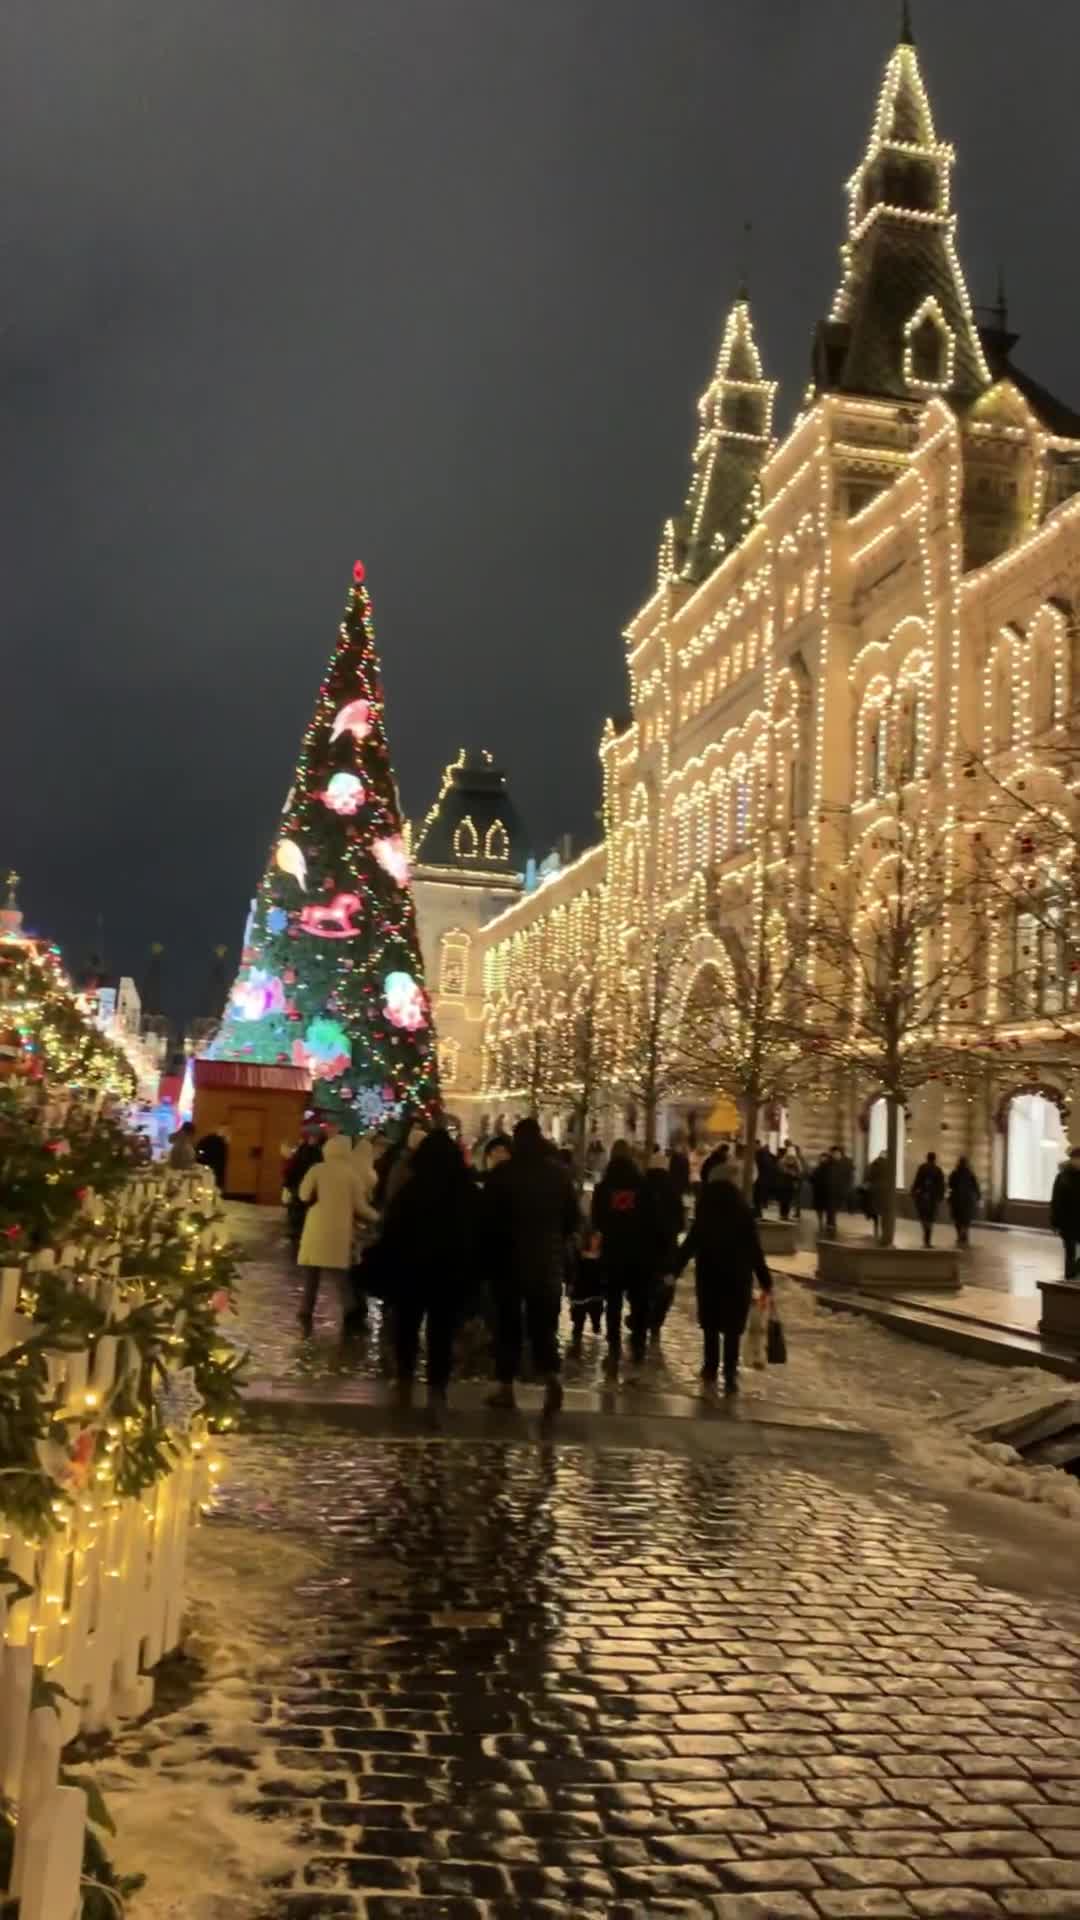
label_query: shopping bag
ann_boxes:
[767,1303,788,1365]
[744,1291,769,1369]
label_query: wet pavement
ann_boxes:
[205,1432,1080,1920]
[126,1210,1080,1919]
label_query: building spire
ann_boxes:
[993,264,1009,334]
[670,289,777,584]
[900,0,915,46]
[736,220,753,303]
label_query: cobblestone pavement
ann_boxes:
[227,1207,1019,1435]
[196,1431,1080,1920]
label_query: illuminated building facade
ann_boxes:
[473,21,1080,1218]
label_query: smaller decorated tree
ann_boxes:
[213,563,438,1128]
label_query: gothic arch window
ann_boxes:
[903,299,954,393]
[484,819,509,861]
[453,816,478,859]
[440,931,470,999]
[1030,610,1063,737]
[990,643,1016,751]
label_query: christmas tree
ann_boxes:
[212,561,439,1128]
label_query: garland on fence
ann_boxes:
[0,1087,247,1543]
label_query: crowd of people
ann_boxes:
[278,1118,777,1412]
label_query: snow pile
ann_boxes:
[86,1518,324,1920]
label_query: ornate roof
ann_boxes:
[814,28,990,407]
[667,293,777,587]
[412,750,528,878]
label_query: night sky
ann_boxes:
[2,1,1077,1022]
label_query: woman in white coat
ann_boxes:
[297,1134,377,1335]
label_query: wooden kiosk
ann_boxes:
[192,1060,311,1204]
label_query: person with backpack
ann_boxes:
[591,1139,657,1373]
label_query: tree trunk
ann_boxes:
[740,1083,760,1205]
[643,1097,658,1158]
[882,1095,900,1249]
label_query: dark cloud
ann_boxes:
[1,0,1076,1018]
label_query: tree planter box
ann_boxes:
[1039,1280,1080,1347]
[817,1237,961,1292]
[758,1219,798,1256]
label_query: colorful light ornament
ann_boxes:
[230,968,286,1021]
[275,838,308,890]
[374,834,410,887]
[321,771,366,816]
[383,969,427,1032]
[330,698,374,746]
[292,1016,352,1082]
[266,906,288,933]
[298,893,364,939]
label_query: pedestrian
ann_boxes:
[1050,1145,1080,1281]
[283,1121,324,1255]
[167,1121,197,1170]
[645,1148,683,1338]
[380,1128,476,1409]
[947,1155,980,1249]
[591,1139,657,1373]
[700,1140,733,1185]
[379,1118,429,1210]
[296,1135,377,1336]
[196,1126,229,1190]
[674,1173,772,1395]
[810,1152,832,1233]
[344,1135,380,1330]
[866,1150,890,1242]
[483,1115,579,1414]
[668,1134,692,1203]
[775,1142,802,1221]
[478,1131,512,1187]
[753,1143,777,1217]
[586,1135,606,1180]
[911,1150,946,1248]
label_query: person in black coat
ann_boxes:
[668,1138,692,1203]
[483,1116,579,1413]
[911,1151,946,1247]
[380,1128,476,1408]
[645,1151,684,1337]
[282,1124,324,1254]
[196,1129,229,1190]
[591,1141,658,1370]
[1050,1146,1080,1280]
[674,1178,772,1395]
[947,1156,980,1248]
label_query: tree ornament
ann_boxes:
[353,560,366,583]
[275,838,308,890]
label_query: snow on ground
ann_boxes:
[762,1277,1080,1522]
[81,1521,325,1919]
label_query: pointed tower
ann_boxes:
[813,16,989,405]
[671,291,777,585]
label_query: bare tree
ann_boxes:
[793,801,994,1248]
[674,889,808,1204]
[564,968,611,1176]
[610,921,687,1152]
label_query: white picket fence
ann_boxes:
[0,1168,224,1919]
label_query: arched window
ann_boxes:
[904,302,953,392]
[453,816,478,859]
[1030,611,1062,737]
[440,931,470,998]
[992,648,1015,750]
[732,771,751,848]
[437,1038,460,1087]
[900,687,923,780]
[866,709,888,796]
[484,819,509,861]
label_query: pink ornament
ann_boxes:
[374,834,410,888]
[320,772,365,816]
[298,893,364,939]
[353,560,366,583]
[231,969,286,1021]
[211,1289,231,1314]
[330,699,374,745]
